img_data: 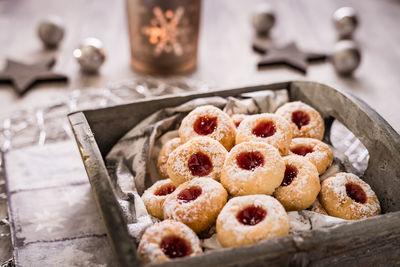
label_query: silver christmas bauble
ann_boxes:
[37,15,65,48]
[333,7,359,39]
[73,38,106,73]
[331,40,361,76]
[252,5,276,36]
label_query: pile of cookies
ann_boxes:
[138,102,381,264]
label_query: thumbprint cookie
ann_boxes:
[236,113,292,155]
[157,138,182,178]
[274,155,321,211]
[138,220,202,264]
[221,141,285,196]
[163,178,228,233]
[289,138,333,175]
[319,172,381,220]
[275,101,325,140]
[167,137,227,185]
[216,195,289,247]
[179,105,236,150]
[142,179,177,219]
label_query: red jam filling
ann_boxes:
[292,110,310,129]
[252,120,276,138]
[194,116,217,135]
[281,165,298,186]
[160,236,192,258]
[177,186,202,203]
[346,183,367,204]
[188,152,213,177]
[237,205,267,226]
[291,146,314,156]
[234,120,242,128]
[236,151,264,171]
[154,184,176,196]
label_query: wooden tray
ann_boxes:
[68,81,400,267]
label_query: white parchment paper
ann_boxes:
[106,89,366,248]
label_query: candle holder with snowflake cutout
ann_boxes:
[126,0,201,74]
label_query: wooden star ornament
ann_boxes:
[253,41,327,74]
[0,57,68,96]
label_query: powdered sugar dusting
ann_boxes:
[320,172,381,219]
[179,105,236,150]
[157,138,182,178]
[236,113,292,155]
[142,179,176,219]
[106,91,382,260]
[167,137,228,185]
[221,141,284,195]
[216,195,289,247]
[309,199,328,215]
[163,178,228,233]
[138,220,202,264]
[275,101,325,140]
[289,138,333,174]
[274,155,320,211]
[231,114,249,128]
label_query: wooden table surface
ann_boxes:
[1,0,400,262]
[1,0,400,132]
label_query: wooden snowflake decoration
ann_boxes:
[142,7,187,56]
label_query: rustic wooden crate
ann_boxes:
[68,81,400,267]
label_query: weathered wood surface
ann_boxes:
[151,212,400,267]
[290,81,400,213]
[1,0,400,134]
[70,81,400,267]
[69,112,139,267]
[2,0,400,264]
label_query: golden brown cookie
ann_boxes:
[163,178,228,233]
[137,220,202,264]
[142,179,176,219]
[275,101,325,140]
[236,113,292,155]
[308,199,329,215]
[157,138,182,178]
[274,155,320,211]
[221,141,284,196]
[289,138,333,175]
[179,105,236,150]
[231,114,250,128]
[319,172,381,220]
[167,137,228,185]
[216,195,289,247]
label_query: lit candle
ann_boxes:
[126,0,201,74]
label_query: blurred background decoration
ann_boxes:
[73,37,106,73]
[37,15,65,49]
[1,0,400,265]
[126,0,201,74]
